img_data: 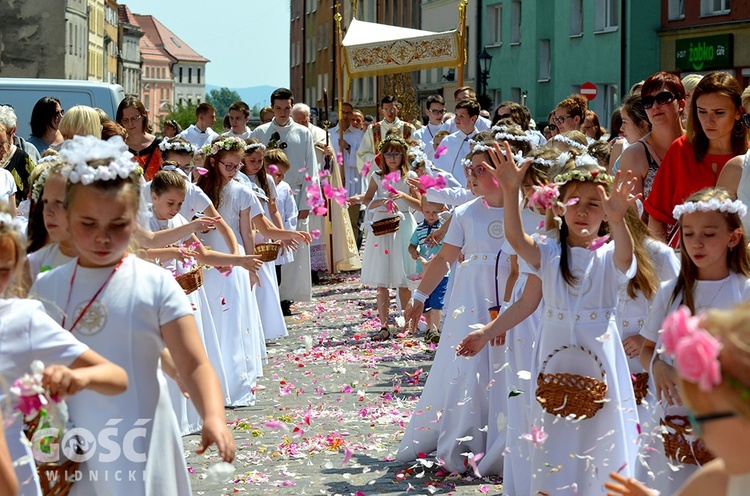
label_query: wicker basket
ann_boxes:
[371,217,400,236]
[660,415,716,466]
[24,413,79,496]
[632,372,649,406]
[175,266,203,295]
[255,242,282,262]
[536,345,608,420]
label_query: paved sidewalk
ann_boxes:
[185,273,503,495]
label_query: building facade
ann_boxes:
[659,0,750,88]
[117,5,143,96]
[87,0,105,81]
[104,0,120,84]
[482,0,660,127]
[66,0,89,79]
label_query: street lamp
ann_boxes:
[478,48,493,98]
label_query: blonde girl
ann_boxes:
[30,135,234,494]
[399,140,512,475]
[0,201,127,496]
[636,188,750,494]
[478,143,641,492]
[359,134,420,340]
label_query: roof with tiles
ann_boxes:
[132,13,209,64]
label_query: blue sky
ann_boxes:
[122,0,291,89]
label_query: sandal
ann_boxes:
[370,327,391,342]
[425,327,441,344]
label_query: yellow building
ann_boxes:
[104,0,119,84]
[87,0,105,81]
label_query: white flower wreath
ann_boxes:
[672,198,748,220]
[30,156,63,203]
[494,131,533,143]
[202,136,246,157]
[59,136,140,185]
[244,142,266,153]
[551,134,587,151]
[159,139,196,154]
[468,139,490,153]
[409,147,431,170]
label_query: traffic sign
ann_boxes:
[580,82,598,100]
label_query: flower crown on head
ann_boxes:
[672,198,748,220]
[551,134,588,151]
[158,139,196,154]
[245,142,266,153]
[30,156,63,203]
[409,146,431,170]
[378,135,407,152]
[467,139,491,153]
[552,159,613,186]
[202,136,246,157]
[529,156,556,168]
[494,131,533,143]
[661,306,722,392]
[59,135,142,185]
[0,212,25,236]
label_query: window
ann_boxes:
[668,0,685,19]
[511,87,521,103]
[197,68,201,84]
[486,4,502,45]
[510,1,521,44]
[179,67,183,83]
[539,39,551,81]
[188,67,192,84]
[701,0,730,15]
[570,0,583,36]
[595,0,618,31]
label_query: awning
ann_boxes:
[341,19,461,78]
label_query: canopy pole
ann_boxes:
[457,0,468,88]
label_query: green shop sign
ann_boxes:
[675,34,733,72]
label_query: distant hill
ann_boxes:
[205,84,276,108]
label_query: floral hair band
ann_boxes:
[551,134,587,151]
[158,139,196,154]
[661,306,722,391]
[468,140,490,153]
[552,157,613,186]
[30,157,63,203]
[202,136,246,157]
[494,131,533,143]
[59,135,142,185]
[672,198,748,220]
[245,142,266,153]
[378,135,407,152]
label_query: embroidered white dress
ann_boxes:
[528,239,639,495]
[198,179,266,406]
[0,299,89,496]
[149,212,231,433]
[397,198,511,474]
[361,170,417,288]
[635,273,750,495]
[31,256,193,495]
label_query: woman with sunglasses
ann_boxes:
[644,72,746,243]
[28,96,65,154]
[606,301,750,496]
[116,96,162,181]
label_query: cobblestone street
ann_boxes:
[185,273,503,495]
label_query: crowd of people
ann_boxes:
[1,70,750,495]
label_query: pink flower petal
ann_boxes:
[588,234,610,251]
[311,229,321,239]
[342,447,353,466]
[196,167,209,175]
[268,164,279,174]
[434,145,448,159]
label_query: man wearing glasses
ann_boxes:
[356,95,414,173]
[413,95,446,162]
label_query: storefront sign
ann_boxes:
[675,34,733,72]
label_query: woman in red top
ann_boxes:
[645,72,747,242]
[116,96,162,181]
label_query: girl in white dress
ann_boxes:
[241,140,288,340]
[195,136,310,406]
[0,203,127,496]
[146,169,264,432]
[635,188,750,494]
[480,144,641,493]
[357,134,420,340]
[30,135,235,495]
[607,300,750,496]
[398,141,512,474]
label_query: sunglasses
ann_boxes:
[55,109,65,117]
[642,90,676,109]
[268,132,288,150]
[463,163,488,178]
[686,410,735,438]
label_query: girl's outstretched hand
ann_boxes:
[598,170,640,224]
[403,299,424,331]
[487,141,532,192]
[456,328,491,357]
[197,416,236,463]
[240,255,264,273]
[604,472,656,496]
[294,230,313,244]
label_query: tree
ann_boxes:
[161,103,198,134]
[206,87,242,118]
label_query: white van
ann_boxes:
[0,78,125,138]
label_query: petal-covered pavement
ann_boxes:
[185,273,503,495]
